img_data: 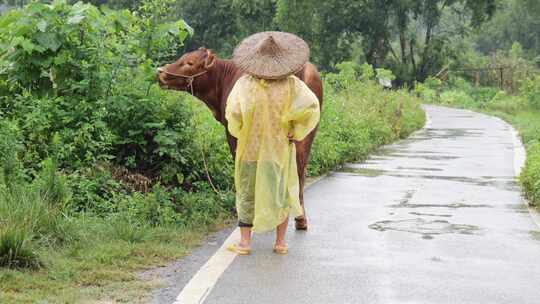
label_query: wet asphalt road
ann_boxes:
[153,105,540,304]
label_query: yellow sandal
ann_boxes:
[273,244,288,255]
[227,244,251,255]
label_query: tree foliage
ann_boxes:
[3,0,504,83]
[474,0,540,62]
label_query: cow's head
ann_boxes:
[157,47,216,91]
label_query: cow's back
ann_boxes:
[295,62,323,105]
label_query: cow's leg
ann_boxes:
[295,162,308,230]
[225,132,238,159]
[294,131,317,231]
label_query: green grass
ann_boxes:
[506,110,540,206]
[0,217,230,303]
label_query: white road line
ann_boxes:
[172,175,326,304]
[172,228,239,304]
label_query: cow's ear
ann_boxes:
[204,49,216,69]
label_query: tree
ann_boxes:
[274,0,360,70]
[172,0,246,56]
[233,0,277,38]
[474,0,540,62]
[363,0,496,82]
[274,0,496,80]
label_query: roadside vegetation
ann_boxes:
[415,43,540,206]
[0,1,425,302]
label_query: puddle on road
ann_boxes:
[375,147,461,160]
[447,115,476,118]
[409,212,452,218]
[390,201,492,209]
[369,218,481,239]
[384,174,519,191]
[338,165,517,191]
[400,190,416,204]
[505,204,531,214]
[391,191,492,209]
[380,154,461,160]
[411,128,485,141]
[378,149,442,155]
[425,128,485,138]
[338,167,385,177]
[396,166,444,172]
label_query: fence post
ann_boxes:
[499,67,504,90]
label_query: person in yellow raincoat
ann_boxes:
[225,32,320,255]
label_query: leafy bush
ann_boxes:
[521,141,540,206]
[469,86,499,105]
[440,90,475,107]
[414,76,442,104]
[310,63,425,176]
[521,75,540,109]
[485,91,527,114]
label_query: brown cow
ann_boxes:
[157,47,323,230]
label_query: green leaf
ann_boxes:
[166,23,179,36]
[27,2,48,14]
[177,19,194,36]
[178,29,188,43]
[67,15,85,25]
[168,20,193,43]
[20,40,34,53]
[12,37,35,53]
[0,11,21,30]
[37,20,48,32]
[70,1,89,16]
[176,173,184,184]
[53,53,69,65]
[35,32,62,52]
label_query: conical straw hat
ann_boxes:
[233,31,310,80]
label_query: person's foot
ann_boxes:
[227,243,251,255]
[273,243,288,255]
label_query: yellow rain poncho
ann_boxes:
[225,74,320,233]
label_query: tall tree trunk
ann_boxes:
[399,30,407,65]
[409,37,417,78]
[419,22,433,80]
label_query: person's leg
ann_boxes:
[228,222,252,255]
[275,216,289,247]
[238,223,252,248]
[234,162,256,251]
